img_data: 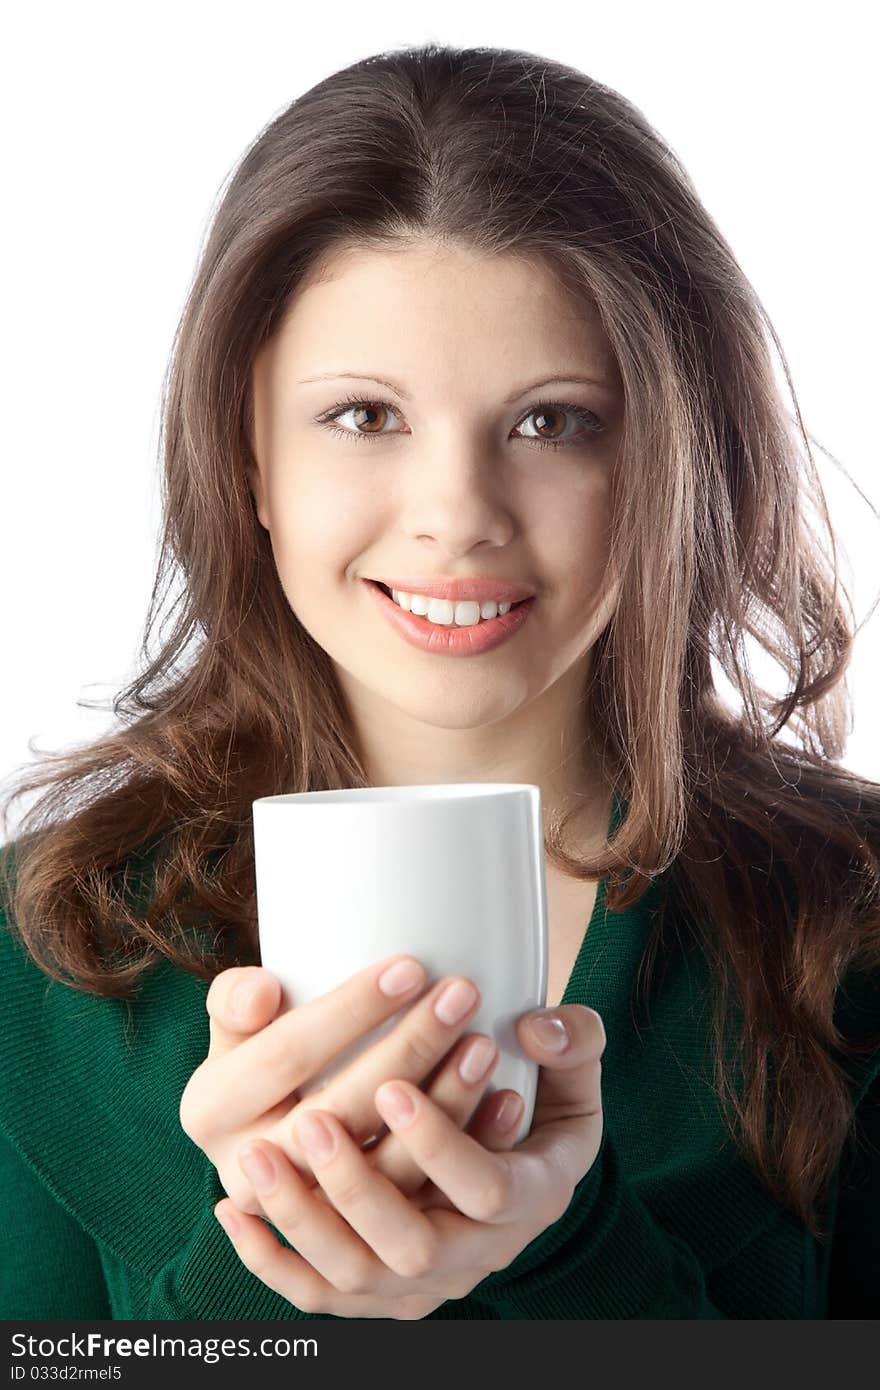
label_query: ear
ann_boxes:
[245,461,270,531]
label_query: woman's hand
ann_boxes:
[213,1004,606,1319]
[180,959,523,1219]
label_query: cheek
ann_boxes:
[265,474,377,584]
[265,468,326,535]
[547,498,613,591]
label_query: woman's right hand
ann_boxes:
[179,958,525,1219]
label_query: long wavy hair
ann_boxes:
[2,43,879,1244]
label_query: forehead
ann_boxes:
[262,239,620,387]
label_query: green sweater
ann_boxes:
[1,821,878,1320]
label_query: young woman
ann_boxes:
[1,42,878,1321]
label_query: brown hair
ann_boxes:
[2,43,879,1244]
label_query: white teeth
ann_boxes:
[390,589,513,625]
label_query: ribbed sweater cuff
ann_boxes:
[473,1125,727,1318]
[143,1171,333,1321]
[141,1167,496,1320]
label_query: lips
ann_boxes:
[364,578,536,656]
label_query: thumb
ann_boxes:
[206,966,282,1058]
[515,1004,606,1191]
[516,1004,606,1104]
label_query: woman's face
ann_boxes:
[248,238,623,746]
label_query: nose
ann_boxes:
[398,439,518,554]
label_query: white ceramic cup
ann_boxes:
[252,783,547,1146]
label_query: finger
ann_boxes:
[288,974,483,1163]
[198,954,429,1134]
[214,1194,341,1316]
[242,1122,443,1292]
[368,1032,501,1195]
[215,1196,442,1319]
[374,1073,602,1229]
[373,1079,534,1225]
[509,1005,606,1199]
[413,1088,526,1210]
[206,967,283,1056]
[399,1088,527,1215]
[237,1131,390,1294]
[466,1088,526,1152]
[292,1000,593,1217]
[515,1005,606,1115]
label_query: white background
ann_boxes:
[2,0,877,839]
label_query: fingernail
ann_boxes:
[230,979,260,1018]
[527,1010,571,1052]
[378,958,425,997]
[294,1111,336,1162]
[238,1145,276,1193]
[495,1094,524,1132]
[458,1036,497,1084]
[434,979,478,1024]
[375,1082,417,1127]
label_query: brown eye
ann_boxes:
[348,402,389,434]
[531,407,566,440]
[318,398,400,441]
[515,400,606,450]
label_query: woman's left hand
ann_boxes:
[214,1003,606,1319]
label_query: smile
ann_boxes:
[363,579,535,657]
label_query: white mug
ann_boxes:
[252,783,547,1146]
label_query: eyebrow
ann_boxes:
[297,370,616,402]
